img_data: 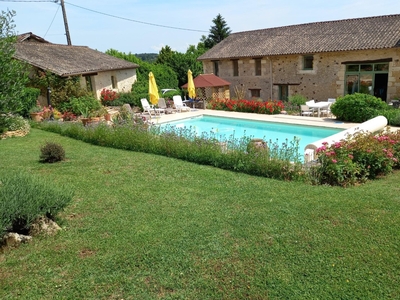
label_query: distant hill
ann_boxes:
[135,53,158,63]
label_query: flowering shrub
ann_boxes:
[207,99,284,115]
[315,129,400,186]
[100,88,119,105]
[62,111,77,121]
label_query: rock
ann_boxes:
[2,232,32,247]
[29,216,62,236]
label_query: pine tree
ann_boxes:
[204,14,231,49]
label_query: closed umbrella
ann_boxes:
[149,72,159,105]
[187,69,196,99]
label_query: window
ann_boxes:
[303,55,314,70]
[111,75,117,89]
[213,61,219,76]
[345,62,389,99]
[255,58,262,76]
[249,89,261,98]
[232,60,239,77]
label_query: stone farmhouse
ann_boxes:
[198,14,400,103]
[14,33,139,104]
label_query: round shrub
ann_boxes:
[331,93,388,122]
[39,142,65,163]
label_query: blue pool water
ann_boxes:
[159,115,341,152]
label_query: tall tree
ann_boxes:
[0,10,28,114]
[156,45,174,65]
[204,14,231,49]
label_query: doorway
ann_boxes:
[278,85,288,101]
[374,73,388,101]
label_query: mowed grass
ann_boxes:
[1,128,400,299]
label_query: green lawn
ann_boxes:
[1,129,399,299]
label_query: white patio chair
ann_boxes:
[305,100,316,115]
[158,98,176,114]
[320,103,332,117]
[300,105,314,116]
[173,95,191,112]
[140,98,164,118]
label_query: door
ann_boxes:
[374,73,388,101]
[279,85,288,101]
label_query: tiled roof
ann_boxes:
[14,39,139,77]
[181,74,231,88]
[198,14,400,60]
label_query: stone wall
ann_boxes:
[82,69,137,100]
[202,48,400,102]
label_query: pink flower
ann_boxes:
[332,159,337,163]
[348,154,353,159]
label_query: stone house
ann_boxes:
[14,33,139,104]
[198,14,400,102]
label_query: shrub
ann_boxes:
[207,99,284,114]
[0,113,30,134]
[0,172,74,235]
[100,88,119,106]
[108,92,139,107]
[69,95,102,116]
[20,87,41,118]
[331,93,388,122]
[39,142,66,163]
[287,94,307,106]
[380,108,400,126]
[314,129,400,186]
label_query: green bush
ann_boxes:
[380,108,400,126]
[19,87,41,118]
[69,95,102,116]
[0,113,30,134]
[287,94,307,106]
[314,130,400,186]
[39,142,66,163]
[331,93,388,122]
[108,92,139,108]
[0,172,74,236]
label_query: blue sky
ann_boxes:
[2,0,400,54]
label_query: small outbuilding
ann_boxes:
[181,73,231,102]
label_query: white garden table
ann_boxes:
[307,101,330,117]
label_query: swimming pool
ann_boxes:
[159,115,342,153]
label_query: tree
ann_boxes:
[204,14,231,49]
[106,49,178,104]
[0,10,29,114]
[156,45,174,65]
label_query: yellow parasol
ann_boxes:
[149,72,159,105]
[187,69,196,99]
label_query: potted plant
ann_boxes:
[79,107,90,126]
[29,105,43,122]
[89,107,107,123]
